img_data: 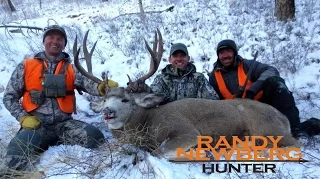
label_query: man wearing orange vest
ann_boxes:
[208,39,306,139]
[2,25,118,172]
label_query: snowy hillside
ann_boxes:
[0,0,320,178]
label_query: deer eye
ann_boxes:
[122,99,129,103]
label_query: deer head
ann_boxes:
[74,29,163,97]
[74,29,164,116]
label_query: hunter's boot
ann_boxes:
[300,117,320,136]
[5,130,43,171]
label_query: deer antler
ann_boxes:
[140,28,163,81]
[127,29,163,91]
[73,30,105,84]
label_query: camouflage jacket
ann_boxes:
[3,52,101,124]
[150,63,219,102]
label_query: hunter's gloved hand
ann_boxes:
[98,79,119,96]
[19,116,41,129]
[244,90,255,100]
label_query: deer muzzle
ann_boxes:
[103,108,117,122]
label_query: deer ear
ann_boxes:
[135,93,166,108]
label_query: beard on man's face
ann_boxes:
[220,56,234,67]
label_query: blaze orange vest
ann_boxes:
[22,58,76,113]
[214,62,263,100]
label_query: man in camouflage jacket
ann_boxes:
[150,43,219,102]
[2,25,118,172]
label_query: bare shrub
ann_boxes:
[294,91,320,120]
[0,35,18,57]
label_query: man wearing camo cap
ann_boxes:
[150,43,219,102]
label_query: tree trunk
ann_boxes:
[138,0,146,24]
[6,0,16,12]
[275,0,295,21]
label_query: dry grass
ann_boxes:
[33,126,162,179]
[0,169,45,179]
[111,123,165,154]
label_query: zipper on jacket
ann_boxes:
[48,60,56,122]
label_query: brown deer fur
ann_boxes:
[90,87,299,159]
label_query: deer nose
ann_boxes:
[102,107,112,115]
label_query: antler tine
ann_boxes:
[83,30,98,74]
[152,30,158,57]
[139,29,163,82]
[156,28,163,67]
[73,35,78,57]
[73,33,102,84]
[147,30,158,79]
[127,74,133,84]
[101,71,108,82]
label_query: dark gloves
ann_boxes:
[244,90,255,100]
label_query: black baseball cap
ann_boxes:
[216,39,237,55]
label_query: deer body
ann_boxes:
[90,88,298,159]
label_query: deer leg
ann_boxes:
[152,129,200,159]
[277,135,300,148]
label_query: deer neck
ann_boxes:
[125,107,151,128]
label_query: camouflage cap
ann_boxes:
[43,25,67,46]
[170,43,189,56]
